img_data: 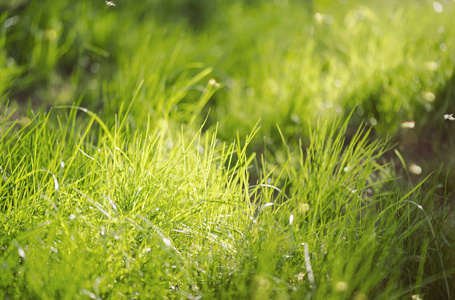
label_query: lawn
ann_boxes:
[1,0,455,299]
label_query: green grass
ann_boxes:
[1,0,455,299]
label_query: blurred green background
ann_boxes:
[1,0,455,185]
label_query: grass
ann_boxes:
[1,0,455,299]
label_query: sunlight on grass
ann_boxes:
[1,0,455,298]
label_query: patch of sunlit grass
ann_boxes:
[1,0,454,298]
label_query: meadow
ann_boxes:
[1,0,455,299]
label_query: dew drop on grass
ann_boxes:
[52,174,59,192]
[60,161,65,169]
[44,29,57,41]
[162,237,172,248]
[314,12,323,24]
[50,246,58,253]
[425,61,438,71]
[80,288,97,299]
[209,79,220,89]
[323,14,334,25]
[289,214,294,226]
[433,2,443,13]
[94,277,103,289]
[440,43,447,52]
[409,164,422,175]
[104,195,117,211]
[335,281,348,293]
[261,203,274,209]
[401,121,415,129]
[421,91,436,102]
[297,203,310,214]
[69,214,76,221]
[18,248,25,258]
[5,16,19,28]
